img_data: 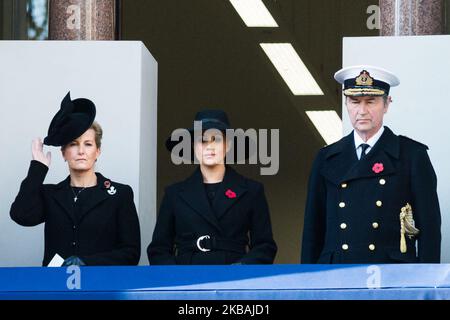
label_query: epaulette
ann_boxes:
[399,135,429,150]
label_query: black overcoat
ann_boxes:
[10,161,141,266]
[301,127,441,263]
[148,166,277,264]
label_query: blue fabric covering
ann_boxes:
[1,264,449,300]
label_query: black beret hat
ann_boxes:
[165,109,231,153]
[43,92,96,147]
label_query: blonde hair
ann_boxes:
[90,121,103,149]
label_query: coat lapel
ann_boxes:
[321,132,359,185]
[51,176,76,223]
[179,168,223,232]
[77,173,111,222]
[342,127,399,182]
[50,173,113,223]
[322,127,399,184]
[213,166,248,220]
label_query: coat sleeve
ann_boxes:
[411,148,441,263]
[81,185,141,265]
[10,160,48,226]
[301,151,327,263]
[147,187,177,265]
[239,184,277,264]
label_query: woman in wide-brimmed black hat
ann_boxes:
[147,109,277,265]
[10,92,141,266]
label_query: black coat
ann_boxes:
[301,127,441,264]
[10,161,141,266]
[148,166,277,265]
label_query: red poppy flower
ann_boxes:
[225,189,237,199]
[104,180,111,189]
[372,163,384,174]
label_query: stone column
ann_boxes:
[380,0,445,36]
[49,0,118,40]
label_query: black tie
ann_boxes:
[359,143,370,160]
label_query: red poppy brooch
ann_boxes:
[225,189,237,199]
[372,163,384,174]
[104,180,111,189]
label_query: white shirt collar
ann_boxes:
[354,126,385,153]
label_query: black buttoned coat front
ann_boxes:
[147,166,277,265]
[10,161,141,266]
[301,127,441,264]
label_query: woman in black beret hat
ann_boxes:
[10,92,141,266]
[147,109,277,265]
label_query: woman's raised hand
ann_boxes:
[31,138,51,167]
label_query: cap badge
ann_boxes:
[355,70,374,86]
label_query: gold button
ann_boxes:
[379,179,386,185]
[339,202,346,208]
[340,223,347,230]
[372,222,379,229]
[341,183,347,188]
[342,244,349,250]
[369,244,376,251]
[376,200,382,207]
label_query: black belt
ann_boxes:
[177,235,247,254]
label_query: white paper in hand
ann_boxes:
[47,254,65,267]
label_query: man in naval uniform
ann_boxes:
[301,65,441,264]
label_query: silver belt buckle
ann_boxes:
[196,235,211,252]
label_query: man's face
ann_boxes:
[346,95,390,138]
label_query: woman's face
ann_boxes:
[194,129,230,167]
[62,129,100,172]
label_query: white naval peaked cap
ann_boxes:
[334,65,400,96]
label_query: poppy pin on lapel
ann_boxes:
[372,163,384,174]
[104,181,116,195]
[225,189,237,199]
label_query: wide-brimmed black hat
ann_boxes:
[43,92,96,147]
[165,109,254,162]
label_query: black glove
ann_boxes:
[62,256,86,266]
